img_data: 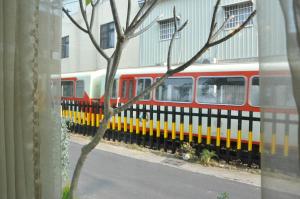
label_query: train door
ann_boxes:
[120,77,135,102]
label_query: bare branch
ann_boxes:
[77,0,109,60]
[127,0,159,35]
[110,0,124,37]
[167,7,188,69]
[209,10,256,46]
[129,1,147,28]
[127,16,159,39]
[126,0,131,29]
[62,8,88,33]
[89,4,96,29]
[208,0,221,41]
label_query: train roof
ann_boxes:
[62,62,259,78]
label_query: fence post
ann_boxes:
[248,111,253,166]
[142,104,147,147]
[117,103,122,142]
[156,106,161,150]
[149,105,154,148]
[216,109,221,155]
[129,105,134,144]
[197,108,202,155]
[136,104,141,145]
[188,108,193,143]
[237,110,242,159]
[226,110,231,163]
[206,109,212,148]
[163,106,168,152]
[124,106,128,143]
[171,106,176,154]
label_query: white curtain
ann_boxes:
[257,0,300,198]
[0,0,62,199]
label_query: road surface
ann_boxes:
[70,142,260,199]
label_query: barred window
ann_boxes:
[224,2,253,29]
[250,77,259,106]
[76,80,84,98]
[100,22,115,49]
[159,19,179,40]
[61,36,69,58]
[197,77,246,105]
[62,81,74,97]
[136,78,152,100]
[156,78,193,102]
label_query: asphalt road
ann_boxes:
[70,142,261,199]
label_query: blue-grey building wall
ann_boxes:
[139,0,258,67]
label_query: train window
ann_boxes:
[121,80,127,98]
[136,78,152,100]
[197,77,246,105]
[155,78,193,102]
[250,77,259,106]
[61,81,74,97]
[76,80,84,98]
[112,79,118,99]
[128,80,134,99]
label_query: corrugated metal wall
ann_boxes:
[139,0,258,67]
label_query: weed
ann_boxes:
[200,149,217,165]
[217,192,229,199]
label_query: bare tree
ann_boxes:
[63,0,256,198]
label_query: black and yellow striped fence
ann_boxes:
[61,100,266,165]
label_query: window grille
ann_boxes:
[224,2,253,29]
[61,36,69,58]
[159,19,179,41]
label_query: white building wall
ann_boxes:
[62,0,140,73]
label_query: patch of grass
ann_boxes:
[217,192,229,199]
[200,149,217,165]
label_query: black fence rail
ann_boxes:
[61,100,265,166]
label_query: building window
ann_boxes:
[61,36,69,58]
[156,78,193,102]
[224,2,253,29]
[136,78,152,100]
[159,18,179,41]
[100,22,115,49]
[197,77,246,105]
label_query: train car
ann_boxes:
[62,63,261,158]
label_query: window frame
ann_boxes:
[249,75,260,107]
[158,18,180,41]
[223,1,254,30]
[61,80,74,97]
[154,76,195,103]
[135,77,153,101]
[195,75,247,106]
[100,22,115,49]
